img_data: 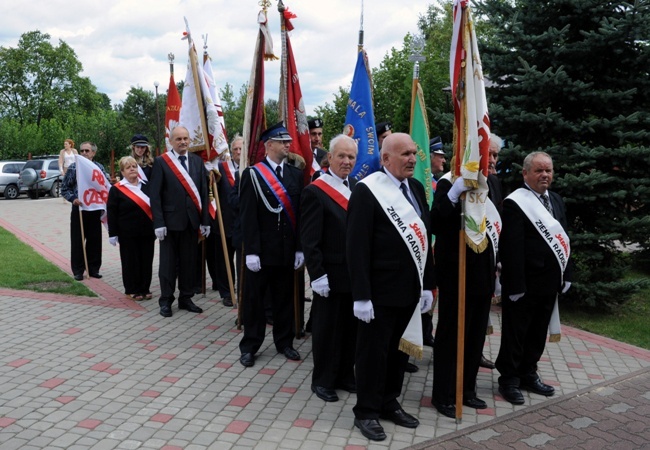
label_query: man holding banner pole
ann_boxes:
[61,142,110,281]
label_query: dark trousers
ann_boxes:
[353,302,415,419]
[119,235,155,295]
[239,264,295,355]
[311,291,357,389]
[70,206,102,276]
[496,291,556,386]
[158,228,198,307]
[215,235,237,298]
[432,291,491,404]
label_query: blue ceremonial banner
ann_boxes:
[344,49,380,181]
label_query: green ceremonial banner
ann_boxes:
[410,81,433,207]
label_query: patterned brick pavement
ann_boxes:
[0,196,649,449]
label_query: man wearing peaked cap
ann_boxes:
[375,121,393,150]
[239,122,305,368]
[308,118,327,166]
[429,136,446,178]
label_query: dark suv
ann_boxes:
[19,157,62,199]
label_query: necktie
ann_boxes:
[343,179,349,188]
[275,165,283,182]
[400,183,421,216]
[541,194,552,214]
[179,155,188,172]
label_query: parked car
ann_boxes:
[0,161,27,199]
[18,157,62,199]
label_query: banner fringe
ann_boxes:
[466,235,488,253]
[549,333,562,343]
[399,338,423,360]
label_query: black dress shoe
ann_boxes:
[405,362,419,373]
[463,397,487,409]
[423,336,435,348]
[311,385,338,402]
[479,355,496,369]
[281,347,301,361]
[240,353,254,367]
[499,385,525,405]
[222,297,233,307]
[354,418,386,441]
[179,300,203,313]
[160,305,172,318]
[89,273,102,279]
[379,407,419,428]
[431,399,456,419]
[73,274,84,281]
[337,382,357,393]
[521,378,555,396]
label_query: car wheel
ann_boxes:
[4,184,19,199]
[49,181,60,197]
[28,189,39,199]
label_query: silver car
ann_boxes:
[0,161,27,199]
[19,157,62,199]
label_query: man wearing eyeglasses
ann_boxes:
[61,142,108,281]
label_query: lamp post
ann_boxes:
[154,80,161,157]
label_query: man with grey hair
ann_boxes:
[488,133,503,175]
[496,151,573,405]
[301,134,358,403]
[61,141,108,281]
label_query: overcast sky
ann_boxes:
[1,0,431,115]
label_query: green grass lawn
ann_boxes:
[0,226,95,297]
[562,271,650,350]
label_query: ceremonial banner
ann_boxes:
[164,72,181,152]
[180,19,227,162]
[410,81,433,207]
[279,5,313,184]
[242,8,275,169]
[202,51,229,157]
[345,48,379,181]
[451,0,490,252]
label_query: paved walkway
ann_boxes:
[0,196,649,450]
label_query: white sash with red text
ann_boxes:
[508,188,571,341]
[115,179,152,220]
[161,152,202,213]
[361,172,428,358]
[311,175,350,210]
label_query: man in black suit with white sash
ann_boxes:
[347,133,435,441]
[496,151,573,404]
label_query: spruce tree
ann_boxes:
[476,0,650,309]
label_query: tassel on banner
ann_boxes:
[399,338,423,360]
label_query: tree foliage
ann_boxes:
[476,0,650,310]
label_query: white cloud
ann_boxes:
[0,0,428,115]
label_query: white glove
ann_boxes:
[448,176,473,204]
[200,225,211,238]
[294,251,304,270]
[155,227,167,241]
[420,290,434,313]
[510,293,525,302]
[311,274,330,297]
[353,300,374,323]
[562,281,571,294]
[246,254,261,272]
[109,236,119,247]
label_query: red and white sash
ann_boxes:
[311,175,350,211]
[252,162,297,231]
[114,179,152,220]
[221,160,237,188]
[361,172,429,358]
[161,152,202,213]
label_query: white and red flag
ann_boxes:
[179,18,228,163]
[75,154,111,227]
[450,0,491,252]
[278,5,313,184]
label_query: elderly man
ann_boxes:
[61,142,108,281]
[347,132,435,441]
[149,126,211,318]
[496,151,572,405]
[301,134,358,403]
[238,123,304,368]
